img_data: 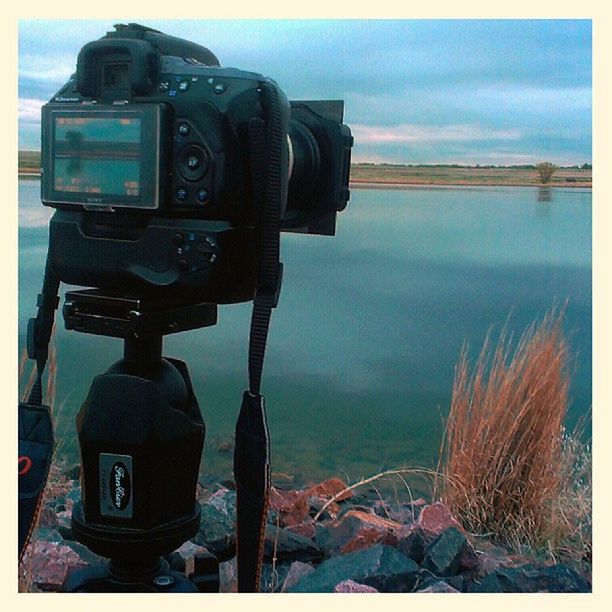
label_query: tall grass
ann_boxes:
[437,309,591,560]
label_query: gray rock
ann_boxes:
[396,529,426,564]
[31,527,62,543]
[56,509,74,541]
[422,527,470,576]
[260,562,292,592]
[281,561,316,592]
[264,524,323,563]
[193,501,235,560]
[471,563,591,593]
[218,557,237,593]
[334,579,380,593]
[417,580,460,593]
[288,544,419,593]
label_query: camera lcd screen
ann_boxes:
[42,106,161,209]
[53,117,142,197]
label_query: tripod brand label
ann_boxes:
[99,453,133,518]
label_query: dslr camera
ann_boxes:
[41,22,353,303]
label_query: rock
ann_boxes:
[22,540,88,591]
[458,541,480,572]
[396,528,427,564]
[37,505,58,529]
[373,498,427,524]
[316,509,407,556]
[288,544,419,593]
[416,502,463,541]
[269,479,352,529]
[62,540,106,567]
[281,561,316,592]
[264,524,323,563]
[177,541,211,576]
[308,495,340,521]
[31,527,62,543]
[260,562,292,592]
[422,527,474,576]
[64,483,81,508]
[471,572,503,592]
[269,487,310,527]
[65,464,81,481]
[416,580,460,593]
[56,509,74,541]
[287,520,316,540]
[334,579,380,593]
[193,497,236,560]
[474,541,518,576]
[218,557,237,593]
[220,478,236,490]
[471,563,591,593]
[304,477,352,502]
[206,487,236,515]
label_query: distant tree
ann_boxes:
[581,162,592,170]
[537,162,556,184]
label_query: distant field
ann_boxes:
[18,151,592,188]
[19,151,41,174]
[350,163,592,188]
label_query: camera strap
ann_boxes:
[234,80,285,593]
[19,254,60,560]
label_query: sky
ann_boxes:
[18,19,592,166]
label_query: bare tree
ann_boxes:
[537,162,556,184]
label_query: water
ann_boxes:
[18,179,592,486]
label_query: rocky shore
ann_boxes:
[19,469,591,593]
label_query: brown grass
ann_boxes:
[437,308,591,560]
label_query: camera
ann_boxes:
[41,23,353,303]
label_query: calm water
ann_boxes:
[18,180,592,486]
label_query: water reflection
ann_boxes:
[537,186,553,202]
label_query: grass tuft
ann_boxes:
[437,308,591,562]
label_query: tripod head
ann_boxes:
[58,290,219,591]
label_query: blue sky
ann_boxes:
[18,19,592,165]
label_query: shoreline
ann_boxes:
[349,180,592,190]
[17,172,592,190]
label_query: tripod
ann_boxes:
[60,289,221,592]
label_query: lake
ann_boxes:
[18,179,592,489]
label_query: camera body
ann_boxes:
[41,24,352,303]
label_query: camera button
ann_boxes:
[213,83,226,94]
[178,122,190,136]
[176,189,188,201]
[178,145,209,181]
[178,80,190,92]
[178,258,190,273]
[196,189,209,203]
[173,233,185,246]
[186,156,200,170]
[159,81,170,92]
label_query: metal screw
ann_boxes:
[152,574,175,587]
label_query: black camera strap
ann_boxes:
[234,80,284,593]
[19,253,60,560]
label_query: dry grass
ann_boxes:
[437,308,591,561]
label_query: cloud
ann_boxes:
[20,66,74,83]
[352,123,522,144]
[19,98,45,124]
